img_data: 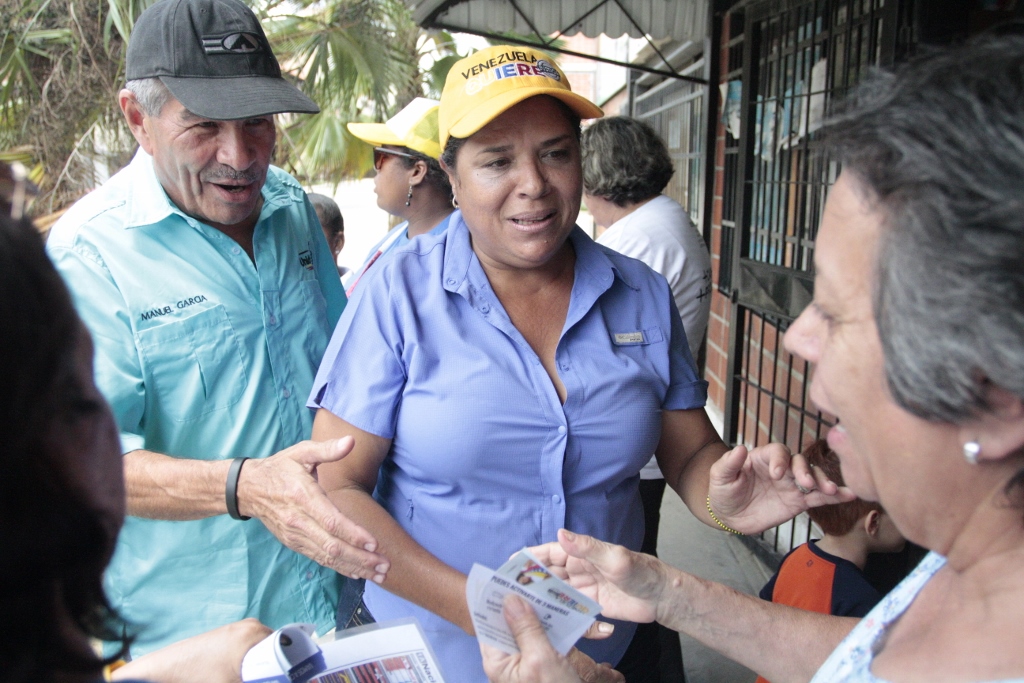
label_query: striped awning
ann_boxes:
[406,0,708,82]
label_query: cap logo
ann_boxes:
[461,51,562,96]
[202,32,262,55]
[535,60,560,80]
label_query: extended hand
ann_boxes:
[237,437,388,582]
[708,443,854,534]
[481,595,622,683]
[530,530,667,626]
[112,618,271,683]
[566,646,624,683]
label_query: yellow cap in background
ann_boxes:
[347,97,442,159]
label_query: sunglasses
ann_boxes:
[373,146,419,171]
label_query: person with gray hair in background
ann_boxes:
[308,192,349,278]
[582,117,712,361]
[582,115,712,683]
[482,27,1024,683]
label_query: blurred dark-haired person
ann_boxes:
[581,115,713,679]
[753,440,904,683]
[0,205,271,683]
[309,192,349,278]
[581,116,713,517]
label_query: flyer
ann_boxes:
[467,549,601,655]
[241,618,445,683]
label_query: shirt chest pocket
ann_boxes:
[605,325,672,384]
[611,327,664,347]
[136,305,249,422]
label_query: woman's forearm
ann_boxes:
[655,565,856,683]
[314,409,473,632]
[328,486,473,633]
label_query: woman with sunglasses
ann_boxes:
[345,98,454,296]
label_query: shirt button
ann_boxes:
[306,571,313,580]
[446,278,457,286]
[557,425,566,434]
[282,388,291,398]
[560,363,570,371]
[480,305,490,314]
[231,246,241,255]
[268,314,277,325]
[552,494,561,504]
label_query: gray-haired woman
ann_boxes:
[582,115,713,679]
[482,29,1024,683]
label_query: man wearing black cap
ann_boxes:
[46,0,388,657]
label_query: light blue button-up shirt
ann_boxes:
[47,150,346,655]
[309,212,707,682]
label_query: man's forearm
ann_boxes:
[657,566,855,682]
[124,449,232,520]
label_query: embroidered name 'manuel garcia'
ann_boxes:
[140,294,209,322]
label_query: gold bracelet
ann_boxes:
[706,494,744,535]
[103,660,127,682]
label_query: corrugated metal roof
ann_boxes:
[409,0,707,44]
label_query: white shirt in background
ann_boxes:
[597,194,713,479]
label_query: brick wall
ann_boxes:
[703,14,734,419]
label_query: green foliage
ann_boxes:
[0,0,151,214]
[0,145,45,186]
[262,0,416,182]
[0,0,466,211]
[264,2,464,187]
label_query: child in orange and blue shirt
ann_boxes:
[755,439,905,683]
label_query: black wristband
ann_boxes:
[225,457,251,520]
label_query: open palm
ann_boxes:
[709,443,853,534]
[530,530,668,625]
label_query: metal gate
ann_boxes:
[632,57,709,231]
[720,0,901,552]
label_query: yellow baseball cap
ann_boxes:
[438,45,604,150]
[347,97,442,159]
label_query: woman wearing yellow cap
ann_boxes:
[344,97,454,295]
[309,46,838,683]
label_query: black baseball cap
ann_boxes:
[125,0,319,120]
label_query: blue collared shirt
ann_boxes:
[47,150,346,655]
[309,212,707,682]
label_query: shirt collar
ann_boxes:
[122,149,178,229]
[440,211,474,293]
[568,224,640,292]
[122,149,292,230]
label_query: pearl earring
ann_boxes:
[405,185,413,207]
[963,441,981,465]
